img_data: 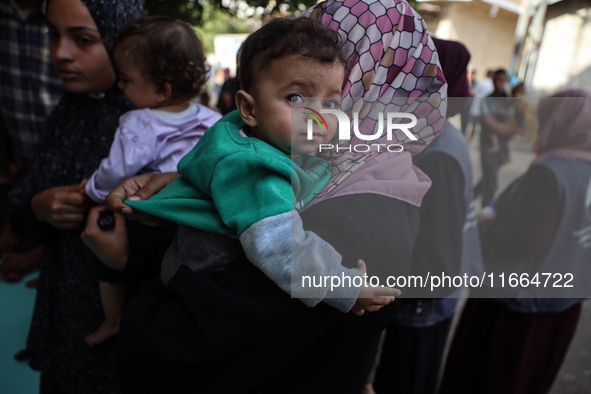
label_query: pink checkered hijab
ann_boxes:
[305,0,447,208]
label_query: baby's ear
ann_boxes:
[235,90,257,127]
[156,83,172,102]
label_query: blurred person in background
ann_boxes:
[473,69,524,218]
[372,37,482,394]
[0,0,62,281]
[440,90,591,394]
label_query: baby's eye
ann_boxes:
[322,99,340,109]
[286,93,305,104]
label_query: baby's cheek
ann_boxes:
[327,121,339,141]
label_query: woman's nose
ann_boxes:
[53,38,75,62]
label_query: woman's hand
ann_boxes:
[81,205,128,271]
[31,180,90,229]
[351,260,401,316]
[105,172,180,225]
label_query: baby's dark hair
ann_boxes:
[114,16,208,101]
[239,17,347,93]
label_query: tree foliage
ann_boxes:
[144,0,317,26]
[144,0,419,26]
[144,0,207,25]
[194,4,251,53]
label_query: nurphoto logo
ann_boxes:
[304,108,418,153]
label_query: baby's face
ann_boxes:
[248,54,344,157]
[114,48,159,109]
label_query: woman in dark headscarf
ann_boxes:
[440,90,591,393]
[8,0,144,392]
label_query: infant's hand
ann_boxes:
[350,260,401,316]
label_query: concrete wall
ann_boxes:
[421,1,519,81]
[419,0,591,92]
[532,0,591,91]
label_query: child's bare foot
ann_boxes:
[362,383,376,394]
[85,315,121,346]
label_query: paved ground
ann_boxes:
[464,134,591,394]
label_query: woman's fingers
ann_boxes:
[112,209,126,228]
[131,173,179,201]
[105,174,158,213]
[106,173,168,213]
[32,184,91,228]
[60,189,89,208]
[54,217,86,229]
[74,179,88,192]
[81,206,105,237]
[106,173,179,225]
[106,184,133,214]
[81,210,129,270]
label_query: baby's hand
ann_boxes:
[351,260,401,316]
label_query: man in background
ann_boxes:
[0,0,62,280]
